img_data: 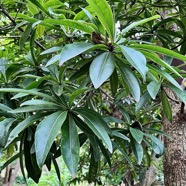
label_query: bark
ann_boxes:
[3,160,20,186]
[141,154,159,186]
[163,90,186,186]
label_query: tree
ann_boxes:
[1,0,186,185]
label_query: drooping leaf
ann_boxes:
[144,133,164,155]
[141,50,182,77]
[112,130,130,142]
[0,103,13,112]
[6,113,47,147]
[88,150,99,183]
[151,66,182,90]
[35,111,67,168]
[129,127,143,144]
[167,84,186,103]
[119,45,148,80]
[0,58,8,80]
[131,44,186,62]
[135,91,151,112]
[75,108,112,153]
[147,81,161,99]
[116,103,131,123]
[86,0,115,42]
[52,157,61,184]
[61,115,80,178]
[90,52,115,88]
[113,141,132,166]
[97,139,111,167]
[110,69,118,96]
[116,60,141,102]
[131,138,143,165]
[0,118,15,148]
[143,128,172,139]
[161,89,172,122]
[24,131,41,183]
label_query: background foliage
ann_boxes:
[1,0,186,185]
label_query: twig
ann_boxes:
[100,88,114,100]
[0,5,45,50]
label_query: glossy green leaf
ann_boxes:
[19,23,32,49]
[88,151,99,183]
[116,60,140,102]
[141,50,182,78]
[24,134,41,183]
[0,103,13,112]
[90,52,115,88]
[59,43,94,66]
[167,84,186,103]
[116,104,131,123]
[0,88,55,101]
[9,105,58,113]
[20,99,58,107]
[30,29,37,64]
[75,108,112,153]
[42,19,95,34]
[0,118,15,148]
[46,54,60,66]
[112,131,130,142]
[161,89,172,122]
[147,81,161,99]
[131,138,143,165]
[113,141,132,166]
[81,7,98,27]
[40,46,62,55]
[131,44,186,63]
[0,58,8,80]
[135,91,151,112]
[27,0,50,16]
[110,69,118,96]
[6,114,46,147]
[52,158,61,184]
[98,140,111,167]
[129,127,143,144]
[61,115,80,178]
[151,66,182,90]
[144,133,164,155]
[86,0,114,42]
[122,15,160,35]
[35,111,67,168]
[119,46,148,80]
[89,136,100,161]
[144,128,172,139]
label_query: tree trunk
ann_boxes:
[163,90,186,185]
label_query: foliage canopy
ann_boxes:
[1,0,186,184]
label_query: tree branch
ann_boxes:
[0,5,45,50]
